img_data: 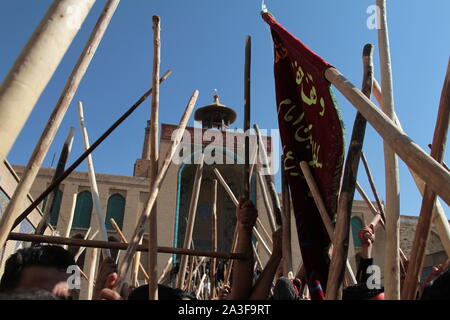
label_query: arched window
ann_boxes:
[72,191,93,229]
[351,216,364,248]
[41,189,63,226]
[105,194,126,231]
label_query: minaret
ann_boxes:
[133,120,152,177]
[194,90,236,130]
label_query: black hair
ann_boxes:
[128,284,197,300]
[421,268,450,300]
[0,245,75,292]
[342,283,384,300]
[0,289,62,300]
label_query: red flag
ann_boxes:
[263,12,345,299]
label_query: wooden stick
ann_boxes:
[177,154,205,289]
[252,226,272,256]
[326,44,373,300]
[325,68,450,205]
[74,229,97,262]
[373,79,450,258]
[213,168,272,250]
[243,35,251,200]
[210,179,218,299]
[281,158,293,276]
[254,124,282,226]
[62,193,78,249]
[109,218,149,281]
[376,0,401,299]
[196,274,207,299]
[256,218,273,247]
[147,14,162,301]
[213,168,239,206]
[85,247,98,300]
[248,144,259,182]
[36,127,75,235]
[360,152,386,219]
[299,161,357,285]
[0,0,95,164]
[157,256,173,284]
[256,170,276,233]
[78,102,111,258]
[11,70,173,230]
[252,242,264,270]
[402,59,450,300]
[8,232,246,260]
[115,90,199,291]
[0,0,119,249]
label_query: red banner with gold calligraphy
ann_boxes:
[263,13,345,299]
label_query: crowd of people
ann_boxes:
[0,197,448,300]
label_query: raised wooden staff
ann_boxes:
[11,70,172,230]
[372,79,450,258]
[0,0,95,164]
[147,15,161,301]
[326,44,373,300]
[243,35,251,200]
[109,218,149,281]
[157,257,173,284]
[8,232,246,261]
[281,157,293,276]
[210,179,218,299]
[0,0,119,250]
[299,161,357,285]
[36,127,75,235]
[402,59,450,300]
[376,0,401,299]
[177,154,205,289]
[254,124,282,226]
[78,102,111,258]
[114,90,199,291]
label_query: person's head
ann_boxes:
[342,283,384,300]
[0,288,62,300]
[0,245,75,297]
[421,268,450,300]
[272,277,301,300]
[128,284,197,300]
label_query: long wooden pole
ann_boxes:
[254,124,282,226]
[147,15,161,301]
[372,79,450,258]
[114,91,199,291]
[210,179,218,299]
[360,152,385,218]
[299,161,357,285]
[376,0,401,299]
[8,232,246,260]
[402,60,450,300]
[326,44,373,300]
[11,70,172,230]
[177,154,205,289]
[62,193,78,249]
[78,102,111,258]
[36,127,75,235]
[0,0,120,249]
[0,0,96,164]
[243,35,251,200]
[109,218,149,281]
[74,229,96,261]
[256,171,276,232]
[157,257,173,284]
[281,157,293,276]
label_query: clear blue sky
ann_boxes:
[1,0,449,218]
